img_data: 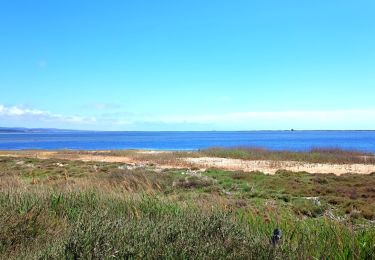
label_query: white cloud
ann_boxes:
[0,104,96,124]
[0,105,45,116]
[1,104,374,130]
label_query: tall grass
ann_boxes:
[200,147,375,164]
[1,189,374,259]
[1,156,375,259]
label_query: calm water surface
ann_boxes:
[0,131,374,152]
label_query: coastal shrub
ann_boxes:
[200,147,375,164]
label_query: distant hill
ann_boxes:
[0,127,81,133]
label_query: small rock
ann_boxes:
[305,197,321,206]
[25,163,35,168]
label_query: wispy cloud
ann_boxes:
[0,105,45,116]
[130,109,375,130]
[1,104,375,130]
[0,104,96,124]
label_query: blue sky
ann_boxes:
[1,0,374,130]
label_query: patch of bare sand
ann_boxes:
[184,157,375,175]
[0,151,131,163]
[137,150,170,154]
[69,154,134,163]
[2,150,375,175]
[67,154,184,170]
[0,151,57,159]
[60,153,375,175]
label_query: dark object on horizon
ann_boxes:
[271,228,282,246]
[291,128,295,131]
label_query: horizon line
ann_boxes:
[1,127,375,132]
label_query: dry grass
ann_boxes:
[200,147,375,164]
[0,156,375,259]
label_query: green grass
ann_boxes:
[1,156,375,259]
[200,147,375,164]
[203,168,375,220]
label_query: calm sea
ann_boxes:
[0,131,375,152]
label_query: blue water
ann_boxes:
[0,131,375,152]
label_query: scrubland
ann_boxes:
[1,151,375,259]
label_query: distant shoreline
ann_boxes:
[1,127,375,133]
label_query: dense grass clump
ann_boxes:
[1,190,375,259]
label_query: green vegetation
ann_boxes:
[1,156,375,259]
[200,147,375,164]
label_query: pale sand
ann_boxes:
[59,154,135,163]
[1,151,375,175]
[137,150,170,154]
[0,151,57,159]
[184,157,375,175]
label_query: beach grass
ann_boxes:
[0,156,375,259]
[200,147,375,164]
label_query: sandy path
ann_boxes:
[184,157,375,175]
